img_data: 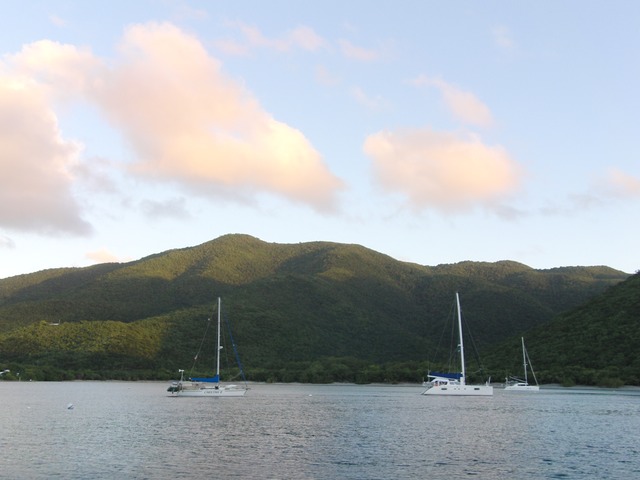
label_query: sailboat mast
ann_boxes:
[521,337,528,384]
[456,292,466,385]
[216,297,221,380]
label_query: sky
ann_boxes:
[1,1,639,279]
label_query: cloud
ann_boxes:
[170,5,209,22]
[1,22,343,228]
[338,39,380,62]
[7,39,103,100]
[0,74,92,234]
[140,197,190,220]
[50,15,67,28]
[411,75,494,128]
[71,156,120,195]
[544,168,640,216]
[604,169,640,198]
[92,22,343,211]
[351,86,391,111]
[363,128,522,212]
[315,65,340,86]
[288,26,326,51]
[0,234,15,249]
[492,26,516,51]
[215,22,326,55]
[85,248,124,264]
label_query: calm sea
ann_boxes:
[0,382,638,479]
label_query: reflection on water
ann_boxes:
[1,382,638,479]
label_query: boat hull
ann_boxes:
[504,384,539,392]
[169,387,247,397]
[422,385,493,396]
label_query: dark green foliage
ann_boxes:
[483,273,640,386]
[0,234,634,384]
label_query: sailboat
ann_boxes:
[422,292,493,396]
[167,297,247,397]
[504,337,539,392]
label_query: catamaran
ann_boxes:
[422,293,493,396]
[167,297,247,397]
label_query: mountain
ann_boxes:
[0,234,632,384]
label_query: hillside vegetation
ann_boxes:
[483,272,640,387]
[0,234,634,385]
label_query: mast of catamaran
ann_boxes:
[216,297,221,381]
[521,337,528,384]
[456,292,466,386]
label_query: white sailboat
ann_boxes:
[422,293,493,396]
[168,297,247,397]
[504,337,539,392]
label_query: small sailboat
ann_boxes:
[168,297,247,397]
[422,293,493,396]
[504,337,539,392]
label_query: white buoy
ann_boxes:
[67,403,74,410]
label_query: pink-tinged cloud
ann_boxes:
[411,75,494,128]
[363,128,522,212]
[288,26,326,51]
[0,76,91,234]
[93,23,343,211]
[85,248,124,264]
[7,40,103,100]
[1,22,341,224]
[338,40,380,62]
[50,15,67,28]
[605,169,640,197]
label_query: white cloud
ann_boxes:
[363,128,522,213]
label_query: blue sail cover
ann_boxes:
[192,375,220,382]
[429,372,462,380]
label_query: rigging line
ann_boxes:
[222,308,248,385]
[460,309,486,372]
[428,297,459,373]
[189,314,212,378]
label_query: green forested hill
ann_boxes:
[484,272,640,387]
[0,234,633,384]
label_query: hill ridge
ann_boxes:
[0,234,634,385]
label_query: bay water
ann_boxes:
[1,382,638,479]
